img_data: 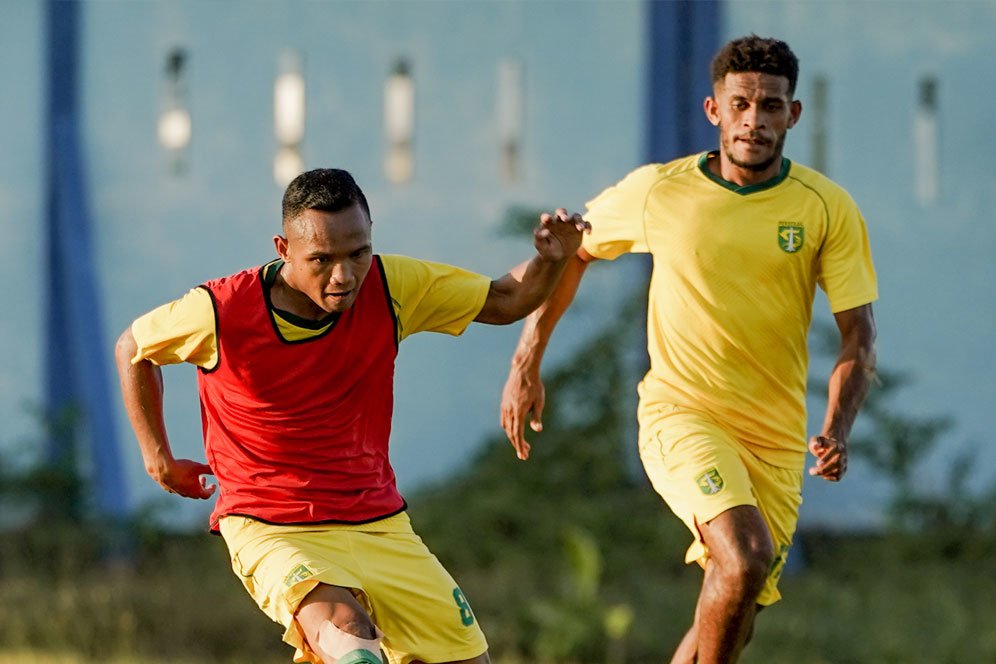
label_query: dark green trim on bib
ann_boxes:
[262,259,340,331]
[698,151,791,195]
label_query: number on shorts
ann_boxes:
[452,587,475,626]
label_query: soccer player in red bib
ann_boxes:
[115,168,589,664]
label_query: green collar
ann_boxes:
[697,151,791,195]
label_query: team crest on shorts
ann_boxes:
[696,468,725,495]
[778,223,804,253]
[284,563,315,587]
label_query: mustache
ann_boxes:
[735,132,771,143]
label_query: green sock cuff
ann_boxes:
[336,649,382,664]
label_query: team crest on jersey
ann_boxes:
[777,223,805,253]
[696,468,725,495]
[284,563,315,587]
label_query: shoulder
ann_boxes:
[786,162,859,210]
[620,154,702,189]
[379,254,430,286]
[587,154,702,213]
[201,265,264,293]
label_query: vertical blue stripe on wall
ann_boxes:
[45,0,129,519]
[645,0,721,162]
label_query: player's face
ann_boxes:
[706,72,802,176]
[276,205,373,315]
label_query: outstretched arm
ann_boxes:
[473,208,590,325]
[114,327,215,499]
[809,303,877,481]
[500,244,598,460]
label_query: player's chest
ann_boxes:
[644,192,825,274]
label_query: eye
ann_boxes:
[732,100,749,111]
[312,256,329,264]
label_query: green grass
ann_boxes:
[2,526,995,664]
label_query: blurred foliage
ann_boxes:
[500,205,548,236]
[809,322,996,549]
[0,521,288,664]
[0,405,87,525]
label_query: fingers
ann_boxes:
[197,475,218,498]
[808,435,847,482]
[500,401,532,461]
[539,209,590,234]
[529,391,545,434]
[500,397,543,461]
[157,459,217,499]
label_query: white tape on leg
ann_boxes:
[316,620,384,664]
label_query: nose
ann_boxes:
[328,261,352,288]
[742,106,764,130]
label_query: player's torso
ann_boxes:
[643,164,827,337]
[637,161,831,458]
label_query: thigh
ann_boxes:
[738,457,803,605]
[348,520,488,664]
[219,516,366,663]
[639,405,758,566]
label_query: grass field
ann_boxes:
[2,525,994,664]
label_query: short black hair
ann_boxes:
[711,35,799,96]
[281,168,371,227]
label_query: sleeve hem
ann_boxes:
[828,292,878,314]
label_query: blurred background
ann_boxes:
[1,1,994,662]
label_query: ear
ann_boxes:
[787,99,803,129]
[273,234,290,261]
[703,96,721,127]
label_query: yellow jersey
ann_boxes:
[131,255,491,368]
[582,152,878,468]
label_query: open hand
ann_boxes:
[500,366,545,461]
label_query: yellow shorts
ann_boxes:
[639,405,803,605]
[218,512,488,664]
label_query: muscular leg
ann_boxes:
[297,584,490,664]
[296,583,382,663]
[672,505,774,664]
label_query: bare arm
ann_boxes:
[809,303,877,481]
[474,209,590,325]
[114,327,215,499]
[499,245,598,460]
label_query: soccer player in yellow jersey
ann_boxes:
[115,168,589,664]
[500,36,877,664]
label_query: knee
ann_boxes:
[334,617,377,640]
[316,618,383,664]
[717,539,774,596]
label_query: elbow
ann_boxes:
[114,326,138,370]
[477,306,527,327]
[476,286,541,326]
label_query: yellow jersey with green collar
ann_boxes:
[582,151,877,468]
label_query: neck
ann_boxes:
[272,264,328,320]
[711,150,784,187]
